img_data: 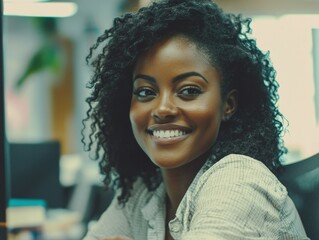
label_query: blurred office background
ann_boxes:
[2,0,319,238]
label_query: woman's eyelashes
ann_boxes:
[132,85,203,101]
[133,87,156,100]
[177,86,203,99]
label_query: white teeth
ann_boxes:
[160,131,165,138]
[153,130,186,138]
[164,131,170,138]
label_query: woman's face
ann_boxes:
[130,36,234,169]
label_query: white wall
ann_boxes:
[251,15,319,163]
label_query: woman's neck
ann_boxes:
[161,153,210,240]
[161,155,207,214]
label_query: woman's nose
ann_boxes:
[151,93,179,122]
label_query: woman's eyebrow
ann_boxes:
[133,74,156,83]
[133,72,208,83]
[173,72,208,83]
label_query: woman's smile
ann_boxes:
[147,124,192,145]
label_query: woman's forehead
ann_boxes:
[135,35,211,67]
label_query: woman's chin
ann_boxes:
[151,157,186,169]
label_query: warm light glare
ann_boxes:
[4,0,49,2]
[4,2,78,17]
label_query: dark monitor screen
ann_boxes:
[9,141,63,209]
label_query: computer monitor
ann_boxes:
[9,141,63,209]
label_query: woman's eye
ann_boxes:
[133,87,156,99]
[178,86,202,97]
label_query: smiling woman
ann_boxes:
[81,0,309,239]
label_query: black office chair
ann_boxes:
[9,141,64,208]
[279,153,319,239]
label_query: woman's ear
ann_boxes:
[222,89,238,121]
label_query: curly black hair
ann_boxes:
[82,0,287,205]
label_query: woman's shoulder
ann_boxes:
[203,154,283,185]
[174,154,307,238]
[208,154,277,174]
[194,154,287,208]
